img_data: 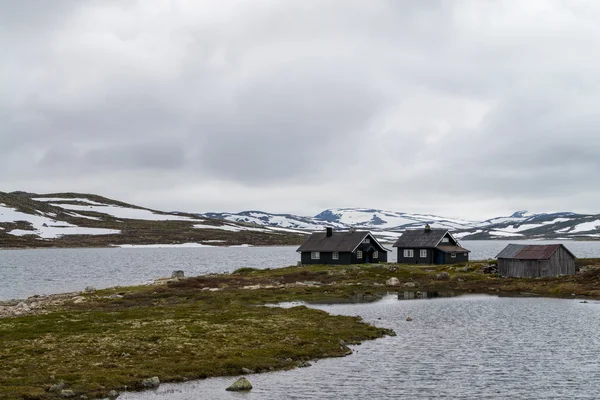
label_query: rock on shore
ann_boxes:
[226,377,253,391]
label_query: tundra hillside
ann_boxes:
[0,191,305,248]
[2,259,600,399]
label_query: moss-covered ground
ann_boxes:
[3,259,600,399]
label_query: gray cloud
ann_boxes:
[2,0,600,219]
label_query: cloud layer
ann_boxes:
[3,0,600,218]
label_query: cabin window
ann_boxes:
[311,252,320,260]
[420,249,427,258]
[373,251,378,259]
[357,250,363,259]
[363,238,370,243]
[451,253,456,258]
[463,253,467,256]
[403,249,414,258]
[442,237,449,243]
[332,252,339,260]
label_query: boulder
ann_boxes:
[226,377,253,392]
[84,286,96,292]
[241,368,254,374]
[456,267,468,273]
[141,376,160,388]
[406,317,413,321]
[386,277,400,287]
[404,282,418,288]
[298,361,312,368]
[107,390,119,398]
[436,272,450,280]
[171,270,185,279]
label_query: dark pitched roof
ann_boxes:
[392,229,451,248]
[296,231,387,253]
[496,244,575,260]
[437,245,470,253]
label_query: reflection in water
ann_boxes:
[398,290,460,300]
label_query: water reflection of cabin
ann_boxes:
[393,225,470,264]
[297,228,388,265]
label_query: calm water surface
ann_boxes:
[2,240,600,300]
[119,295,600,399]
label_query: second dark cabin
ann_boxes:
[393,225,470,264]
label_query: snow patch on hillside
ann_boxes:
[53,203,204,222]
[0,203,120,238]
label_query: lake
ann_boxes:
[118,295,600,399]
[2,240,600,301]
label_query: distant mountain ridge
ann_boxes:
[2,190,600,248]
[205,207,600,241]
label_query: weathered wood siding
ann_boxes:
[441,251,469,264]
[498,247,575,277]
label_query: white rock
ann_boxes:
[386,277,400,287]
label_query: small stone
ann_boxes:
[84,286,96,292]
[226,377,253,392]
[406,317,413,321]
[404,282,418,288]
[436,272,450,280]
[141,376,160,388]
[108,294,123,299]
[386,277,400,287]
[107,389,119,398]
[79,395,88,399]
[580,300,589,303]
[72,296,85,304]
[16,302,30,311]
[171,270,185,279]
[298,361,312,368]
[60,389,76,398]
[241,367,254,374]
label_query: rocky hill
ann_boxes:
[0,192,305,249]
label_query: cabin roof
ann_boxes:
[296,231,387,253]
[437,245,471,253]
[392,228,453,248]
[496,244,575,260]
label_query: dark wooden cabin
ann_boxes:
[393,225,470,264]
[297,228,388,265]
[496,244,575,278]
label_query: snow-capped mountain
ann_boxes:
[204,208,600,240]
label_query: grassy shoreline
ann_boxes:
[3,259,600,399]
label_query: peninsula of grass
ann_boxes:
[3,259,600,399]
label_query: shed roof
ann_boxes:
[496,244,575,260]
[296,231,388,253]
[393,228,452,248]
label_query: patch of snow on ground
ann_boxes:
[52,204,203,222]
[9,227,121,239]
[66,212,102,221]
[489,230,524,237]
[453,230,483,239]
[568,220,600,233]
[33,197,106,205]
[116,243,216,248]
[194,224,269,232]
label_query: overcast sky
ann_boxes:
[2,0,600,219]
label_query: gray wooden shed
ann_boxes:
[496,244,575,278]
